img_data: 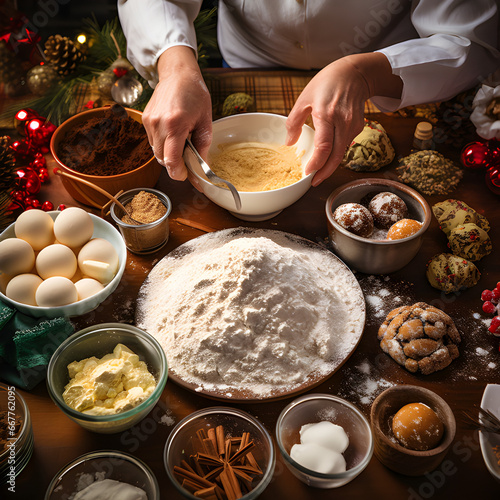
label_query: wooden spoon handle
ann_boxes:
[53,167,129,215]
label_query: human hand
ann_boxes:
[286,53,402,186]
[142,46,212,180]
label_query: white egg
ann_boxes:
[36,244,77,280]
[75,278,104,301]
[14,209,54,250]
[6,273,43,306]
[0,238,35,276]
[78,238,119,284]
[53,207,94,248]
[36,276,78,307]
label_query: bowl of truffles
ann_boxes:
[325,178,431,274]
[183,112,315,221]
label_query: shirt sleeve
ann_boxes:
[372,0,500,111]
[117,0,202,88]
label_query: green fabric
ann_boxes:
[0,300,74,390]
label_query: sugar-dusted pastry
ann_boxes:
[333,203,374,237]
[342,120,395,172]
[368,192,408,229]
[448,223,492,262]
[426,253,480,293]
[432,199,490,236]
[377,302,461,375]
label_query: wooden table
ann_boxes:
[7,71,500,499]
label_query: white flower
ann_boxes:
[470,84,500,140]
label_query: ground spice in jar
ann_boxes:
[117,190,170,254]
[121,191,167,224]
[57,104,152,176]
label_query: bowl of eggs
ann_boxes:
[370,385,456,476]
[183,113,315,221]
[325,178,431,274]
[0,208,126,318]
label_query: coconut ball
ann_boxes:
[5,273,43,306]
[14,209,54,250]
[53,207,94,248]
[36,244,77,280]
[0,238,35,276]
[35,276,78,307]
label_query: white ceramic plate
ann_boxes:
[479,384,500,483]
[0,211,126,318]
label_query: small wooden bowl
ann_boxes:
[370,385,456,476]
[50,107,162,207]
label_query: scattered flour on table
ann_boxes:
[136,230,365,398]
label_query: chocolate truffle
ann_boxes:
[333,203,374,237]
[368,192,408,228]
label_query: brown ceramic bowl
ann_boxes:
[325,178,431,274]
[50,106,162,206]
[370,385,456,476]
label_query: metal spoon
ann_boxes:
[184,138,242,211]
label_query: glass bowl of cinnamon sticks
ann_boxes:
[164,407,276,500]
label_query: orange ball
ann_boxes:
[387,219,422,240]
[392,402,444,451]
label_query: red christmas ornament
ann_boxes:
[14,108,41,136]
[15,168,41,194]
[11,190,26,204]
[30,198,42,209]
[10,139,33,162]
[41,201,54,211]
[486,166,500,195]
[113,67,128,78]
[461,141,492,169]
[37,167,49,182]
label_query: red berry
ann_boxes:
[493,287,500,301]
[489,316,500,334]
[483,301,497,314]
[481,289,494,301]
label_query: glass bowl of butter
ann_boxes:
[46,323,168,434]
[45,449,159,500]
[275,393,373,488]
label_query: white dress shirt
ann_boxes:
[118,0,500,111]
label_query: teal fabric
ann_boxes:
[0,300,74,390]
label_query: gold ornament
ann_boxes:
[26,64,59,96]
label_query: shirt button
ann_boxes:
[295,41,304,49]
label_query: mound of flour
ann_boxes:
[136,229,364,397]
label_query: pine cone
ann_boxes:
[0,136,16,193]
[44,35,84,76]
[0,40,25,85]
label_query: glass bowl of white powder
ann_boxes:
[44,450,159,499]
[47,323,168,434]
[276,393,373,488]
[164,406,276,499]
[183,113,315,221]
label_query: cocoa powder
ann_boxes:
[57,104,152,176]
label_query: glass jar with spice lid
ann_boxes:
[413,122,434,151]
[110,188,172,254]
